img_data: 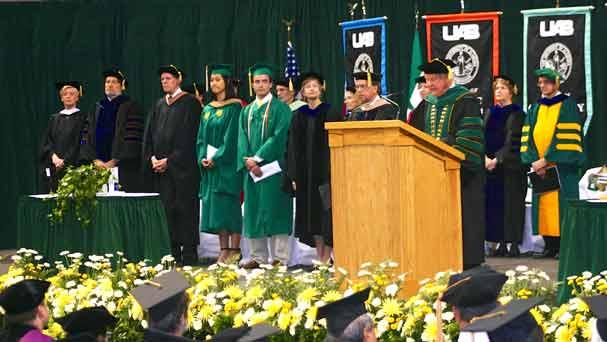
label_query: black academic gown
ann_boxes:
[354,98,397,121]
[488,312,544,342]
[80,95,145,192]
[287,103,341,247]
[143,92,201,247]
[143,329,193,342]
[0,323,54,341]
[38,110,87,193]
[410,96,486,268]
[484,104,527,244]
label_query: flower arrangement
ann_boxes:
[0,249,605,342]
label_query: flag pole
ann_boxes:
[460,0,465,13]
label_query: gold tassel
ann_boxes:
[170,64,182,81]
[193,82,200,98]
[121,79,126,91]
[79,85,83,97]
[434,276,471,342]
[248,69,253,97]
[323,80,326,91]
[289,78,294,92]
[366,71,372,87]
[205,65,209,92]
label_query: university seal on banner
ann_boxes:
[353,53,374,73]
[446,44,479,85]
[540,42,573,83]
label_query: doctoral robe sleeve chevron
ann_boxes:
[452,98,484,171]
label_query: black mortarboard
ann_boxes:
[274,79,291,88]
[211,324,281,342]
[103,68,127,90]
[415,76,426,84]
[461,297,544,333]
[441,267,507,308]
[182,82,204,98]
[493,74,518,95]
[353,71,381,87]
[418,58,456,79]
[130,270,190,322]
[345,85,356,94]
[55,81,83,96]
[316,288,371,337]
[158,64,184,81]
[0,279,50,315]
[583,295,607,340]
[297,72,325,91]
[56,306,117,338]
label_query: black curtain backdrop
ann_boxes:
[1,0,605,248]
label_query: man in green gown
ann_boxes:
[409,58,486,270]
[237,64,293,269]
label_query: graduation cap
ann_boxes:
[534,68,562,85]
[56,306,117,338]
[441,267,507,308]
[158,64,184,81]
[418,58,457,80]
[56,81,83,97]
[353,71,381,87]
[211,324,281,342]
[210,64,234,78]
[274,78,291,89]
[316,287,371,338]
[297,72,325,92]
[182,82,204,98]
[248,63,276,97]
[345,85,356,94]
[130,270,190,322]
[103,68,127,91]
[583,295,607,340]
[461,297,544,333]
[0,279,50,316]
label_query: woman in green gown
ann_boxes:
[196,64,243,263]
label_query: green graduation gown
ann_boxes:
[520,94,584,235]
[409,85,486,267]
[237,95,293,238]
[197,99,243,234]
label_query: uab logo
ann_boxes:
[442,24,480,41]
[352,31,374,48]
[540,20,574,37]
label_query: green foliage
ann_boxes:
[48,164,111,226]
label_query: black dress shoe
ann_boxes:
[533,249,556,259]
[507,244,521,257]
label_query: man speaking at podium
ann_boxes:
[409,58,485,270]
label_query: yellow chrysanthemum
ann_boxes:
[245,285,265,303]
[321,290,342,303]
[381,298,402,317]
[278,311,291,330]
[43,322,65,339]
[224,285,244,300]
[297,287,319,303]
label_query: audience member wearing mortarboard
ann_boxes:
[39,81,88,193]
[316,288,376,342]
[56,306,117,342]
[583,295,607,342]
[0,279,54,341]
[130,270,193,341]
[210,324,280,342]
[439,267,542,342]
[351,71,396,121]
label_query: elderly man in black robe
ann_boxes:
[143,64,201,266]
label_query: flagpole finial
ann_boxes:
[555,0,560,7]
[282,19,295,42]
[361,0,367,19]
[347,2,359,20]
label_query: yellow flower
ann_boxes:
[277,311,291,330]
[249,311,269,325]
[297,287,319,303]
[321,290,342,303]
[224,285,244,300]
[245,285,265,303]
[529,308,544,327]
[130,299,144,320]
[43,322,65,339]
[381,298,402,317]
[263,299,284,317]
[198,305,215,320]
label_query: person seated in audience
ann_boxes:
[130,270,193,341]
[0,279,54,341]
[317,288,376,342]
[56,306,117,342]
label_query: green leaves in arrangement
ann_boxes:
[47,163,111,226]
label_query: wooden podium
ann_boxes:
[325,120,465,296]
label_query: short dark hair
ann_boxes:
[6,308,37,324]
[149,293,189,334]
[345,85,356,94]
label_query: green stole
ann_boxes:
[423,85,470,139]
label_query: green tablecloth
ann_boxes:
[557,199,607,303]
[16,195,171,264]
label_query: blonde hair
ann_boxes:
[492,78,518,96]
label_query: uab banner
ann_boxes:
[341,17,387,94]
[522,6,594,134]
[425,12,500,107]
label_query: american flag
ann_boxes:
[284,41,300,84]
